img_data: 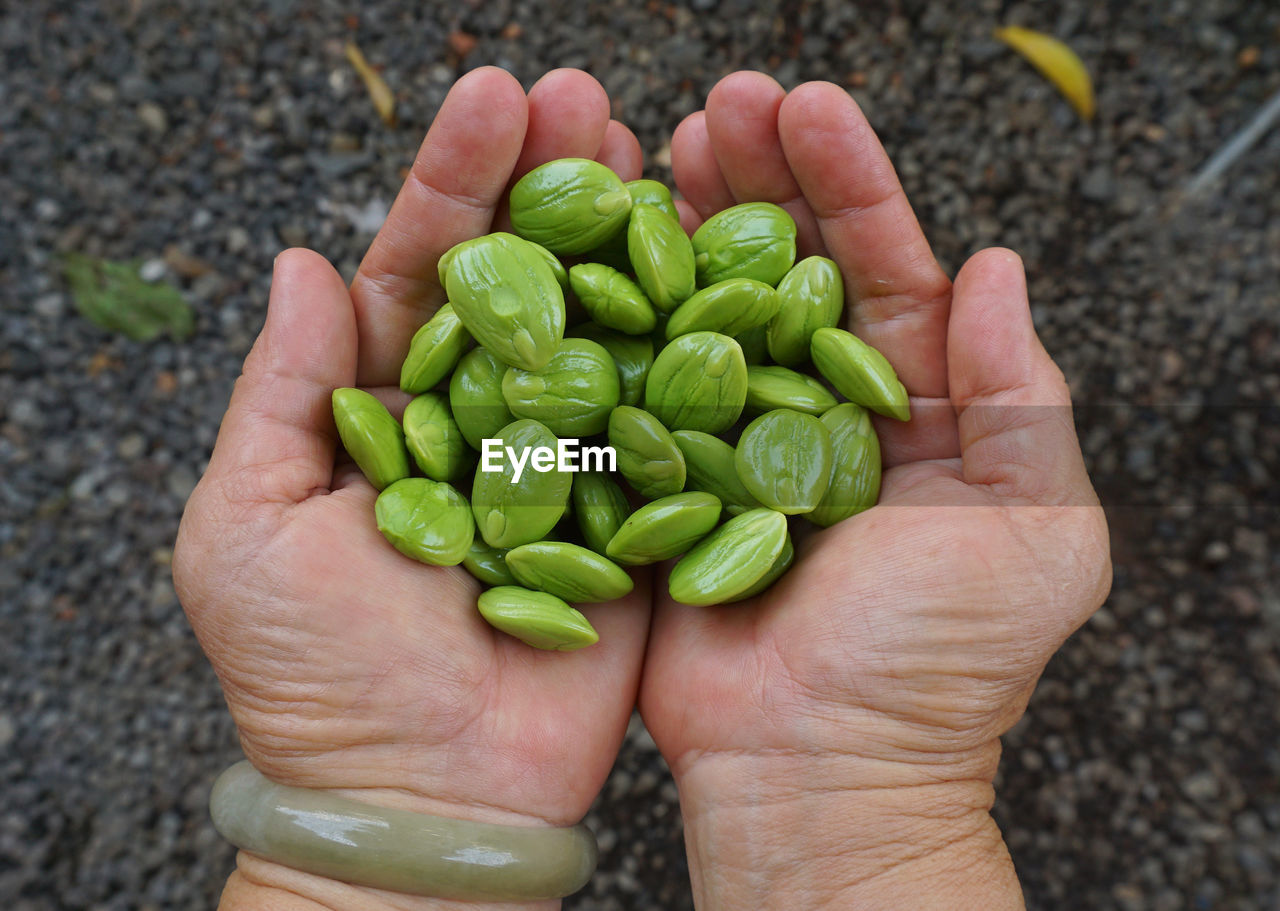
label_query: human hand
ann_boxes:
[174,68,651,911]
[640,73,1113,909]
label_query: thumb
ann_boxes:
[202,248,358,509]
[947,248,1096,507]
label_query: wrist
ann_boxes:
[671,745,1023,910]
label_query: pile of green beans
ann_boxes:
[333,158,909,650]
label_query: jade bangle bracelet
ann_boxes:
[210,762,598,901]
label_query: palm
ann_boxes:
[644,472,1082,763]
[190,479,649,823]
[175,68,652,825]
[640,74,1110,773]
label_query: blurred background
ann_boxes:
[2,1,1278,908]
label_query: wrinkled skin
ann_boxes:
[639,72,1112,908]
[174,68,652,911]
[174,67,1110,910]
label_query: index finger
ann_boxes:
[350,67,529,386]
[777,82,952,401]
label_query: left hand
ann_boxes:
[175,68,650,911]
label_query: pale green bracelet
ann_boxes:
[210,761,598,901]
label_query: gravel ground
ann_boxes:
[2,1,1278,908]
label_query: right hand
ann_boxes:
[640,72,1112,909]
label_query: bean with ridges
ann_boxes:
[809,403,881,527]
[477,586,599,651]
[668,508,789,605]
[605,492,722,565]
[506,541,634,603]
[502,338,619,437]
[567,323,653,408]
[509,159,631,255]
[810,327,911,422]
[332,388,410,491]
[402,392,473,482]
[375,478,474,567]
[643,331,747,434]
[664,278,780,340]
[444,233,566,371]
[628,203,697,313]
[462,538,516,587]
[691,202,797,287]
[400,304,472,394]
[670,430,762,516]
[572,472,631,555]
[470,419,571,549]
[735,409,833,515]
[766,256,843,366]
[744,365,838,416]
[449,347,515,450]
[609,405,686,500]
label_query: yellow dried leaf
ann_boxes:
[345,41,397,127]
[995,25,1095,121]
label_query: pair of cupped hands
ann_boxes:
[175,68,1111,909]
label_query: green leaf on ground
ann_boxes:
[62,253,195,342]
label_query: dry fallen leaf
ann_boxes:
[448,30,478,57]
[344,41,397,127]
[995,25,1095,121]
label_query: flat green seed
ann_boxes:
[628,203,696,313]
[744,365,838,416]
[665,278,780,340]
[448,236,568,293]
[736,325,769,365]
[509,159,631,255]
[608,405,686,500]
[626,179,680,221]
[643,331,747,434]
[470,419,572,549]
[670,430,762,516]
[375,478,474,566]
[668,508,788,606]
[444,233,565,371]
[809,402,882,527]
[766,256,844,366]
[332,388,410,491]
[568,263,657,335]
[810,327,911,422]
[449,348,516,450]
[399,304,472,394]
[605,491,721,566]
[402,392,474,482]
[568,323,653,407]
[502,338,619,437]
[506,541,634,603]
[572,472,631,555]
[526,239,569,291]
[726,532,794,602]
[477,586,599,651]
[436,245,459,289]
[584,179,681,272]
[461,538,516,586]
[735,409,833,515]
[690,202,797,288]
